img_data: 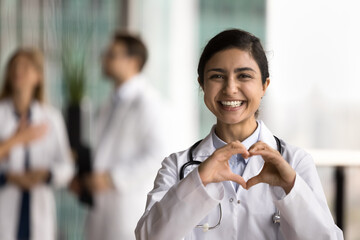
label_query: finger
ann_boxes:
[249,149,281,164]
[217,141,250,159]
[246,175,263,190]
[248,141,268,153]
[36,124,48,133]
[249,141,278,156]
[249,141,280,155]
[252,150,294,176]
[29,124,48,140]
[249,148,276,158]
[17,117,27,131]
[229,173,247,189]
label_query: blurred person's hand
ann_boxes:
[0,122,47,161]
[69,176,81,196]
[15,122,48,145]
[88,172,113,193]
[27,169,50,184]
[7,169,50,190]
[7,172,37,190]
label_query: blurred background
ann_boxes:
[0,0,359,239]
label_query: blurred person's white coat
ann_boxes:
[0,100,74,240]
[135,121,343,240]
[86,74,168,240]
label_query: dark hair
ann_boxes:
[197,29,269,86]
[0,48,45,102]
[113,32,148,71]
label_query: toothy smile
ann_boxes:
[220,101,244,107]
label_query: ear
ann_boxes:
[262,78,270,96]
[198,77,204,90]
[132,56,142,72]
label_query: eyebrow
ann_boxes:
[234,67,256,73]
[207,67,256,73]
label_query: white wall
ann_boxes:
[128,0,199,153]
[265,0,360,150]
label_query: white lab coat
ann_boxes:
[86,75,167,240]
[135,121,344,240]
[0,99,74,240]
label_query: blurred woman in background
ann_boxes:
[0,48,74,240]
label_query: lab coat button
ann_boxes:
[237,200,241,204]
[229,198,234,202]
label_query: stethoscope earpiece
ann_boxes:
[202,223,210,232]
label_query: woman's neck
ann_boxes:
[12,91,33,117]
[215,117,258,143]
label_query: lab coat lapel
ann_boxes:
[96,100,112,141]
[242,121,278,181]
[98,77,143,146]
[191,126,216,161]
[94,88,140,169]
[28,102,48,169]
[190,122,279,190]
[95,102,124,168]
[241,155,264,182]
[6,101,44,171]
[191,127,238,193]
[30,101,43,124]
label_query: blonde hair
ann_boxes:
[0,48,45,102]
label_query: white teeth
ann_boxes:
[221,101,243,107]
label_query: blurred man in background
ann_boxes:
[85,32,167,239]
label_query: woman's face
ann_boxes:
[202,48,269,125]
[11,56,40,94]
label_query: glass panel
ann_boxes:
[198,0,266,137]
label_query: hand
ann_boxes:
[27,169,50,183]
[15,123,48,145]
[69,176,81,195]
[7,169,50,190]
[88,172,113,193]
[0,122,46,161]
[246,141,296,194]
[7,173,36,190]
[198,141,249,188]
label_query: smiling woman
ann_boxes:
[135,29,343,240]
[202,48,268,136]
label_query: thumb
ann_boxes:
[229,173,246,189]
[246,175,262,190]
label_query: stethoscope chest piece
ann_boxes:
[272,210,281,224]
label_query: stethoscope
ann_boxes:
[179,135,284,232]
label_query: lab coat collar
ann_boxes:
[192,120,278,184]
[241,122,278,181]
[113,74,144,103]
[211,121,261,164]
[6,98,43,123]
[192,120,278,161]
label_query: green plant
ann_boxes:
[60,6,93,106]
[62,46,86,106]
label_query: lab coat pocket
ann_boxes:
[243,185,280,239]
[246,184,274,214]
[190,206,221,239]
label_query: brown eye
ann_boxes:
[209,74,224,80]
[238,73,252,80]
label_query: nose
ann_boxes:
[223,75,238,95]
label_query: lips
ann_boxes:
[218,100,246,111]
[220,100,244,107]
